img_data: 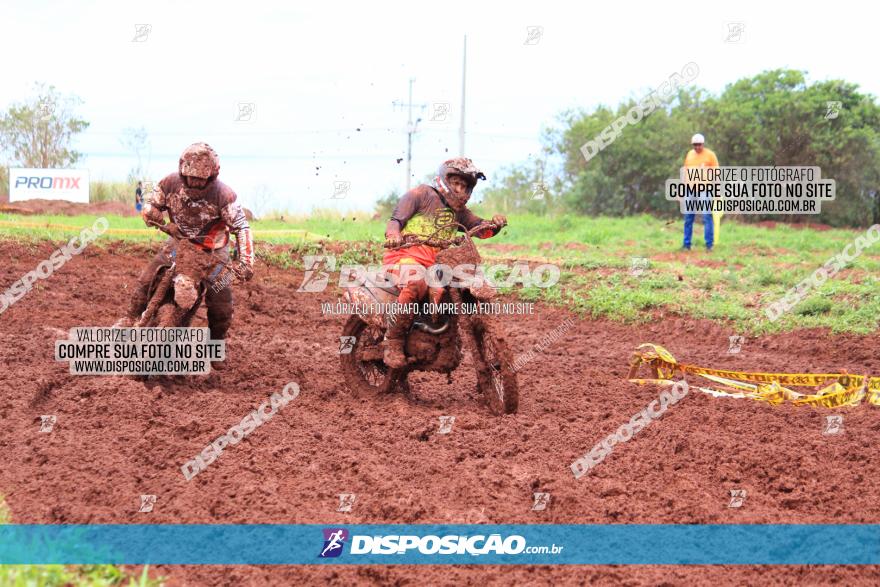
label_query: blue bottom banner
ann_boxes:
[0,524,878,565]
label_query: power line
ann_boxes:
[392,78,427,191]
[79,152,520,164]
[459,34,467,156]
[84,128,399,136]
[83,128,541,140]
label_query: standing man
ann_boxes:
[681,133,719,251]
[135,181,144,212]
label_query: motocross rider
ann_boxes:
[382,157,507,369]
[123,143,254,363]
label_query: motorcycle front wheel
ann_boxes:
[469,317,519,415]
[339,315,404,396]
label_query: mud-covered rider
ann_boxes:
[382,157,507,369]
[123,143,254,358]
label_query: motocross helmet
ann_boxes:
[179,142,220,189]
[436,157,486,210]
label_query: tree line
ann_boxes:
[479,69,880,227]
[0,83,149,202]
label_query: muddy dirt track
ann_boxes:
[1,240,879,586]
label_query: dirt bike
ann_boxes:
[339,221,519,415]
[133,222,242,329]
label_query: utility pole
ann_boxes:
[459,35,467,156]
[392,78,426,192]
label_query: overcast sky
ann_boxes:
[3,0,874,214]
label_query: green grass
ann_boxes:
[90,181,133,204]
[0,495,163,586]
[480,214,880,334]
[0,564,157,587]
[2,211,878,334]
[0,495,9,524]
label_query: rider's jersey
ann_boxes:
[383,184,497,267]
[145,174,254,265]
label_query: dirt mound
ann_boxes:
[1,241,879,584]
[0,198,138,217]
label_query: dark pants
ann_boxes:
[128,239,233,340]
[683,190,714,249]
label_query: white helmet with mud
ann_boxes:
[436,157,486,210]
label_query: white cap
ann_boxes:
[691,133,705,144]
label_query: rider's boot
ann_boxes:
[383,311,414,369]
[206,286,234,371]
[115,284,150,328]
[384,268,425,369]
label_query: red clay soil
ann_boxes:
[1,240,879,586]
[0,198,140,217]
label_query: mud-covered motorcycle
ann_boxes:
[133,222,242,328]
[339,221,519,414]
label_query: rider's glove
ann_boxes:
[491,214,508,229]
[143,203,165,227]
[385,232,403,248]
[236,260,254,282]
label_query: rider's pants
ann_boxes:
[383,259,433,338]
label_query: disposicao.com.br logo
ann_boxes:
[319,528,349,558]
[318,528,563,558]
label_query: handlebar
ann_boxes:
[383,221,501,250]
[146,220,185,240]
[146,220,249,283]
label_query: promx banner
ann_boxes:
[9,168,90,203]
[0,524,879,564]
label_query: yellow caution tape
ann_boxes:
[628,343,880,408]
[0,219,153,235]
